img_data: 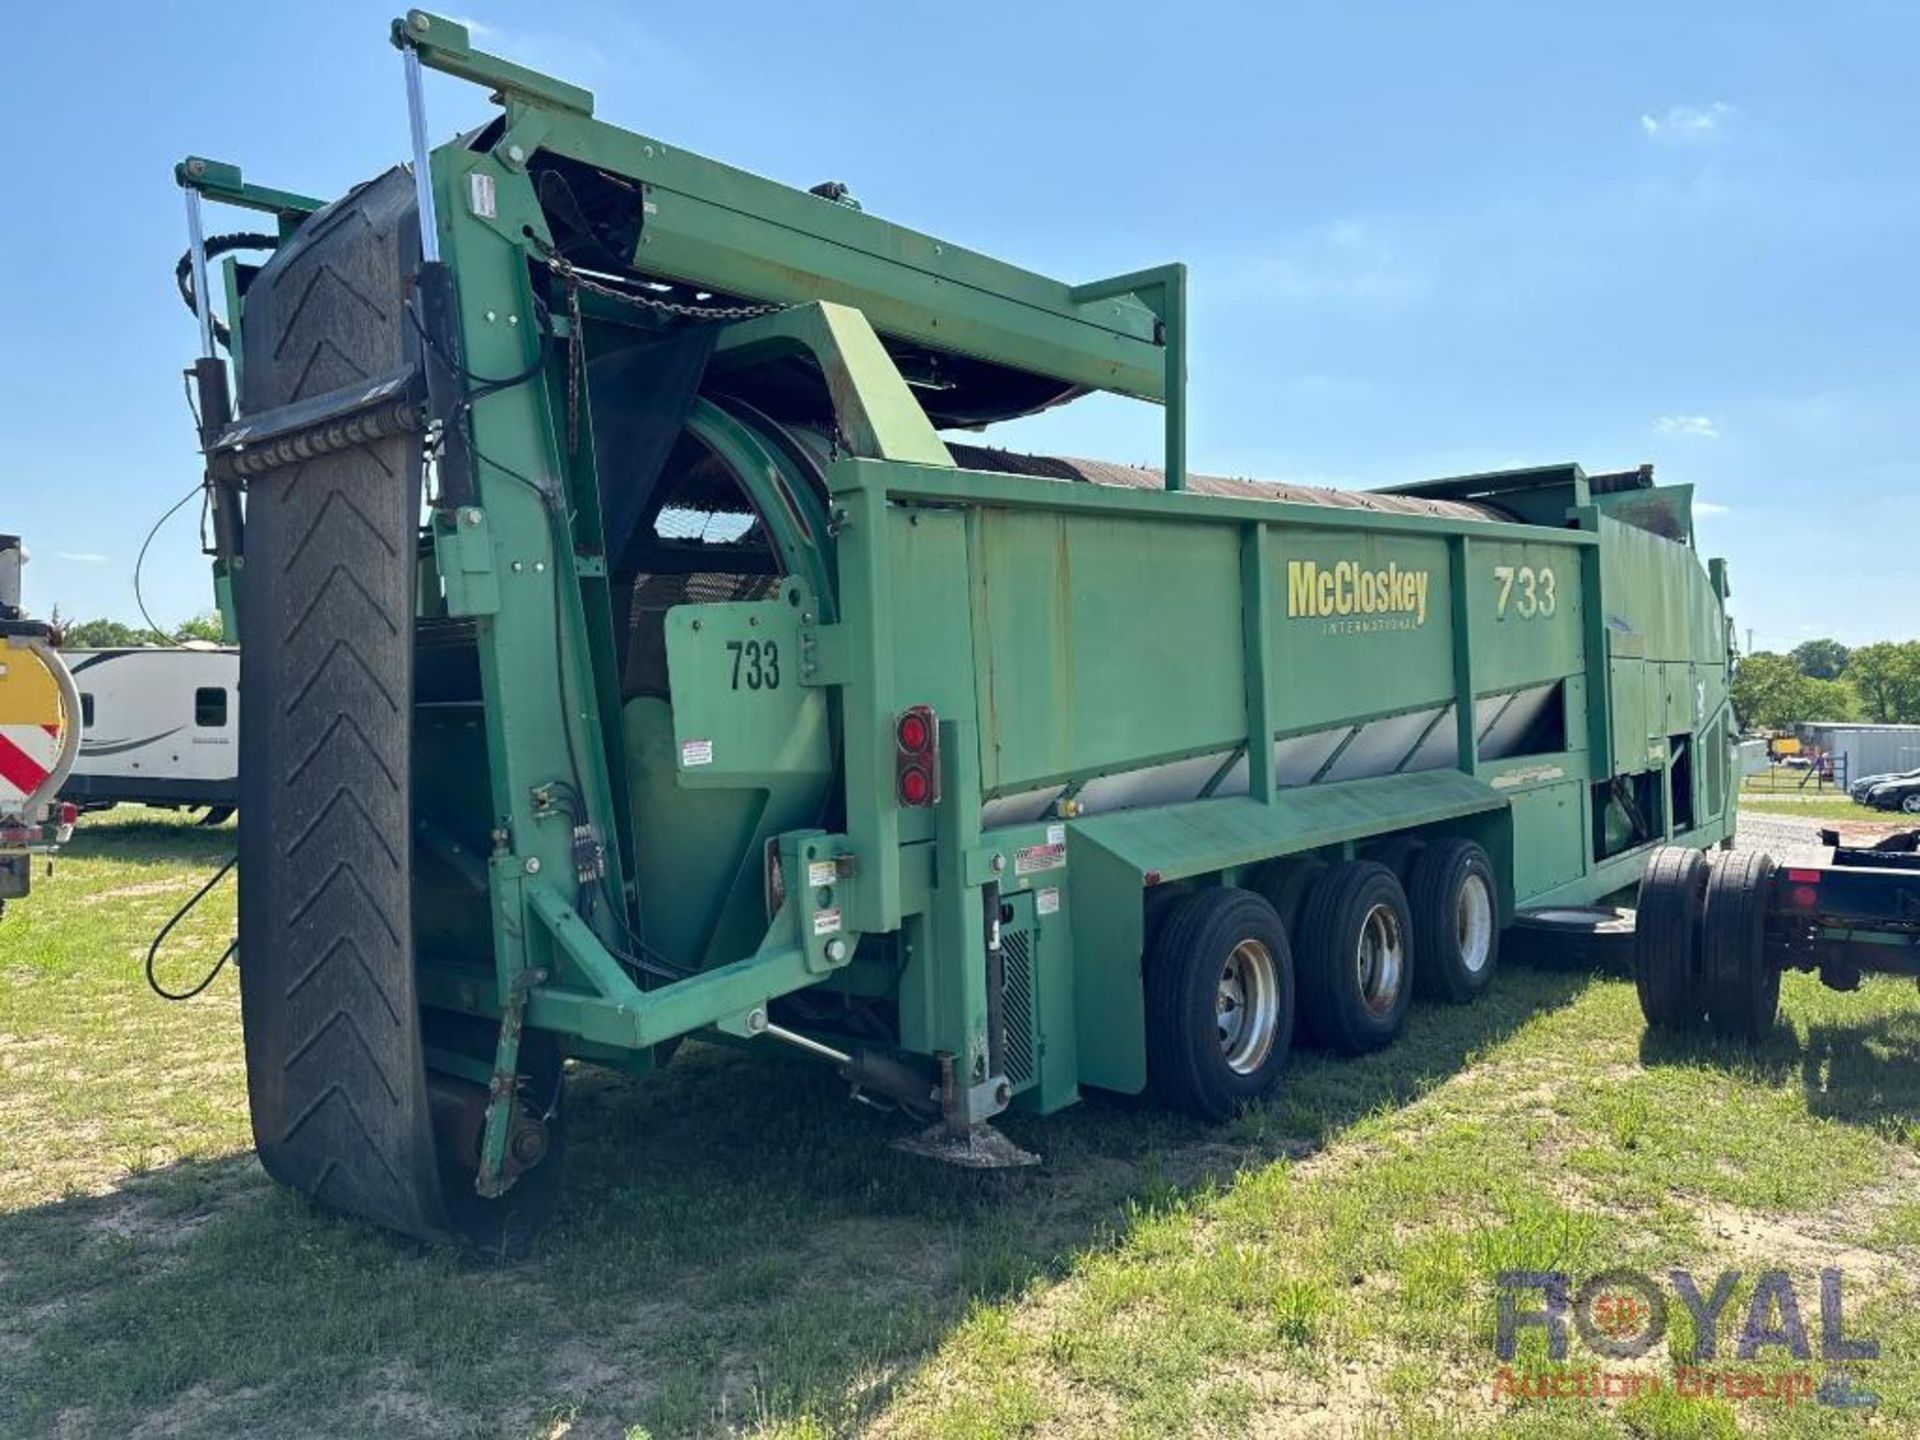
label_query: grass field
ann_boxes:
[1738,797,1875,823]
[4,808,1920,1438]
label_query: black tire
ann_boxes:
[236,168,560,1251]
[1249,857,1327,938]
[1508,906,1637,973]
[1633,846,1710,1033]
[1408,839,1500,1003]
[1142,881,1193,959]
[1145,887,1295,1121]
[1364,834,1426,884]
[1702,849,1779,1041]
[1296,861,1414,1054]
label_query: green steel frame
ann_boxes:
[177,11,1738,1162]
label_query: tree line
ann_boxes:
[46,609,226,649]
[1732,638,1920,731]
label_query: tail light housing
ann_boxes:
[896,705,940,807]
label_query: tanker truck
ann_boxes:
[0,535,81,917]
[169,12,1737,1247]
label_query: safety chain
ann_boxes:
[528,233,788,322]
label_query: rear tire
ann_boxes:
[1363,835,1426,884]
[1633,846,1710,1033]
[1249,857,1327,939]
[1702,849,1779,1041]
[1145,888,1294,1121]
[1142,881,1192,959]
[1409,839,1500,1003]
[1297,861,1414,1054]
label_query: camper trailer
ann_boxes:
[62,646,238,817]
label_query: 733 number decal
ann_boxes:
[1493,564,1557,620]
[726,638,781,691]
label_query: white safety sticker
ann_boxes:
[468,171,497,219]
[1014,840,1066,876]
[807,859,837,889]
[812,906,842,936]
[680,738,714,768]
[1046,823,1066,847]
[1036,886,1060,916]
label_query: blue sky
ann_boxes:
[5,2,1914,652]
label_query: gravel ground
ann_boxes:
[1734,808,1910,864]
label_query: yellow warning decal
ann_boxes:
[0,643,65,728]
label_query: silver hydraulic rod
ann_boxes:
[762,1023,852,1065]
[402,44,442,264]
[183,187,214,359]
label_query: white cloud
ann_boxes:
[1640,102,1734,144]
[1654,414,1721,440]
[57,551,109,564]
[1694,500,1731,516]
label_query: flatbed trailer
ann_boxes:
[1634,831,1920,1039]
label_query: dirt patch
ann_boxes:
[1687,1151,1920,1288]
[1690,1198,1897,1291]
[82,1185,250,1253]
[89,880,201,903]
[345,1362,470,1440]
[121,1383,263,1440]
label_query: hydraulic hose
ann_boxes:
[173,232,277,350]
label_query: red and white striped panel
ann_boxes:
[0,721,63,812]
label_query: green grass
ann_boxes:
[4,811,1920,1437]
[1740,767,1844,798]
[1740,797,1885,823]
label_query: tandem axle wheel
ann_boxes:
[1633,845,1781,1042]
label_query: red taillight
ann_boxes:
[896,704,939,807]
[897,710,932,755]
[898,764,932,806]
[57,803,78,828]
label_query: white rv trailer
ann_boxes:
[61,645,238,815]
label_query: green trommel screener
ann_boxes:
[170,12,1738,1247]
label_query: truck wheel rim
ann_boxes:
[1357,904,1406,1017]
[1217,939,1280,1074]
[1905,795,1920,815]
[1456,874,1495,974]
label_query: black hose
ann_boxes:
[174,232,277,350]
[146,855,238,1001]
[133,484,205,645]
